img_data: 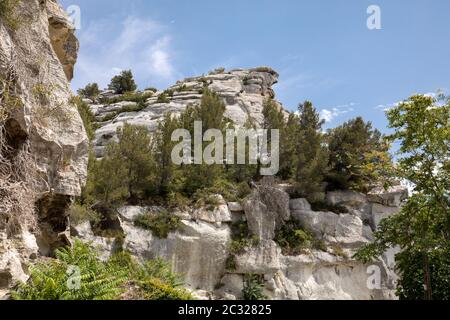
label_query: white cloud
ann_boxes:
[73,16,177,90]
[319,103,356,123]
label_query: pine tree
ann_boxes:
[108,70,137,94]
[154,113,179,195]
[181,88,227,195]
[294,101,328,201]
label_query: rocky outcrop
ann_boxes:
[0,0,87,297]
[89,67,285,157]
[73,185,406,300]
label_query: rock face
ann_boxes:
[89,67,285,157]
[0,0,87,296]
[74,185,406,300]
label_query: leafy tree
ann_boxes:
[181,88,227,195]
[86,124,154,205]
[294,101,328,201]
[115,124,154,201]
[154,113,179,195]
[77,83,100,100]
[326,117,387,192]
[278,113,299,180]
[355,94,450,300]
[108,70,137,94]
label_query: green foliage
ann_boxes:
[86,124,154,205]
[0,0,21,30]
[68,203,101,226]
[327,117,390,192]
[181,88,227,195]
[154,113,179,195]
[242,274,266,300]
[134,210,182,239]
[108,70,137,94]
[71,96,97,140]
[274,219,316,255]
[100,91,153,105]
[355,94,450,300]
[156,92,170,103]
[13,242,192,300]
[12,240,126,300]
[77,83,100,100]
[294,101,329,201]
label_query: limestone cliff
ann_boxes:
[73,184,408,300]
[0,0,88,296]
[88,67,285,157]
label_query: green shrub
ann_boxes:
[100,91,153,105]
[68,203,101,226]
[0,0,21,30]
[108,70,137,94]
[77,83,100,100]
[134,211,181,239]
[145,87,158,93]
[156,93,170,103]
[275,220,316,255]
[12,240,126,300]
[242,274,266,300]
[100,112,117,122]
[13,242,192,300]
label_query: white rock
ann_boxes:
[289,198,311,211]
[227,202,244,212]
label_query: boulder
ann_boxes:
[234,240,282,274]
[326,191,367,206]
[289,198,311,211]
[367,186,408,207]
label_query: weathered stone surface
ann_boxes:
[326,191,367,206]
[89,67,286,157]
[0,0,87,294]
[371,203,401,228]
[244,199,276,241]
[227,202,244,212]
[234,240,282,274]
[368,185,408,207]
[289,198,311,211]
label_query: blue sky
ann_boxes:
[60,0,450,131]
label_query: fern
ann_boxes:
[12,240,193,300]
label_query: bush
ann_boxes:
[275,220,318,255]
[13,241,192,300]
[242,274,266,300]
[134,211,181,239]
[156,93,170,103]
[12,241,126,300]
[108,70,137,94]
[100,91,153,105]
[68,203,101,226]
[77,83,100,99]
